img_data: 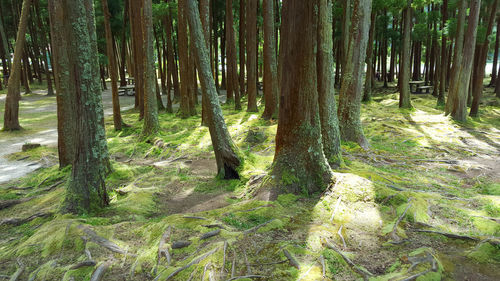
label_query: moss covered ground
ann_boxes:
[0,85,499,280]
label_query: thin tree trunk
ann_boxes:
[437,0,448,105]
[246,0,258,112]
[178,0,193,118]
[363,11,376,101]
[239,0,246,98]
[3,0,32,131]
[399,0,412,109]
[200,0,211,124]
[261,0,278,119]
[490,18,500,87]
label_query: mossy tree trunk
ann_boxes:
[272,0,333,194]
[469,0,498,117]
[3,0,32,131]
[142,0,159,136]
[445,0,466,115]
[317,0,342,167]
[341,0,351,77]
[490,18,500,87]
[49,0,111,214]
[338,0,372,150]
[101,0,123,131]
[0,8,10,80]
[261,0,278,119]
[399,0,412,109]
[226,0,241,109]
[246,0,258,112]
[200,0,211,124]
[186,0,241,179]
[446,0,480,121]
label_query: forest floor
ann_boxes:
[0,84,499,281]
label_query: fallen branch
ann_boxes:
[283,249,300,269]
[226,275,266,281]
[221,241,228,277]
[69,260,96,270]
[390,198,412,243]
[78,226,134,256]
[231,249,236,278]
[203,224,226,229]
[322,238,373,280]
[0,212,52,226]
[158,226,172,264]
[412,229,483,241]
[165,246,219,280]
[172,240,192,249]
[183,216,208,220]
[90,262,110,281]
[40,180,64,192]
[337,225,347,249]
[200,229,221,240]
[243,248,251,274]
[329,196,342,222]
[297,265,314,281]
[244,219,276,234]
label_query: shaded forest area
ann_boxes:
[0,0,499,280]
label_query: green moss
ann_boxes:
[416,271,442,281]
[468,242,500,263]
[277,193,298,206]
[322,248,346,275]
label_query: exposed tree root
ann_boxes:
[322,238,373,280]
[9,259,25,281]
[200,229,221,240]
[226,275,266,281]
[412,229,483,241]
[69,260,96,270]
[320,255,326,278]
[203,224,226,229]
[0,212,52,226]
[231,249,236,278]
[283,249,300,269]
[236,204,274,213]
[249,260,287,266]
[329,196,342,222]
[154,226,172,275]
[243,248,251,274]
[90,262,110,281]
[244,219,276,234]
[164,246,219,280]
[78,225,134,256]
[221,241,228,277]
[390,198,412,243]
[172,240,192,249]
[183,216,208,220]
[40,180,64,192]
[0,197,34,210]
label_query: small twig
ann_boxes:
[390,198,412,242]
[200,229,221,240]
[244,219,276,234]
[231,249,236,278]
[329,196,342,222]
[283,249,300,269]
[41,180,64,192]
[322,238,373,280]
[337,225,347,249]
[221,241,228,277]
[90,262,110,281]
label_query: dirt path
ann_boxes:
[0,88,136,184]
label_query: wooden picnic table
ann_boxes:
[127,77,135,85]
[119,85,135,96]
[409,81,425,93]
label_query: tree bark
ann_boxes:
[186,0,241,179]
[399,0,412,109]
[338,0,372,149]
[490,18,500,87]
[101,0,123,131]
[142,0,159,135]
[317,0,342,167]
[273,0,333,194]
[49,0,110,214]
[261,0,278,119]
[239,0,246,99]
[246,0,258,112]
[225,0,240,109]
[437,0,448,106]
[446,0,481,121]
[178,0,194,118]
[3,0,32,131]
[200,0,211,124]
[363,11,376,102]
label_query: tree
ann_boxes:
[239,0,246,100]
[178,0,196,118]
[186,0,241,179]
[101,0,124,131]
[437,0,448,106]
[261,0,278,119]
[317,0,342,167]
[226,0,241,109]
[246,0,258,112]
[3,0,32,131]
[399,0,412,109]
[48,0,111,213]
[338,0,372,150]
[446,0,480,121]
[363,11,376,102]
[272,0,333,194]
[142,0,159,135]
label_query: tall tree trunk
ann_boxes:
[490,18,500,87]
[437,0,448,105]
[447,0,481,121]
[246,0,258,112]
[399,0,412,109]
[226,0,241,109]
[445,0,467,116]
[239,0,246,98]
[0,5,10,79]
[186,0,241,179]
[178,0,194,118]
[338,0,372,149]
[119,0,128,87]
[273,0,333,194]
[341,0,351,76]
[3,0,32,131]
[200,0,211,124]
[221,20,226,90]
[142,0,159,135]
[318,0,342,167]
[129,0,144,118]
[49,0,110,214]
[164,5,180,101]
[101,0,123,131]
[261,0,278,119]
[470,0,498,117]
[363,11,376,101]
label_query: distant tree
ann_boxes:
[399,0,412,109]
[272,0,333,193]
[261,0,278,119]
[186,0,241,179]
[246,0,258,112]
[178,0,196,118]
[48,0,111,213]
[3,0,32,131]
[226,0,241,108]
[239,0,246,99]
[437,0,448,106]
[338,0,372,150]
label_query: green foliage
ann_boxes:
[468,242,500,263]
[277,193,298,206]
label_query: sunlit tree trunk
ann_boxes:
[363,11,376,102]
[338,0,372,149]
[142,0,159,135]
[399,0,412,109]
[200,0,210,124]
[49,0,110,214]
[226,0,241,108]
[3,0,32,131]
[261,0,278,119]
[186,0,241,179]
